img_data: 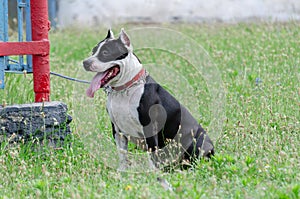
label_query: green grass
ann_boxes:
[0,22,299,198]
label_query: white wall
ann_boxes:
[57,0,300,27]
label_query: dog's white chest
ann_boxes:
[106,85,144,137]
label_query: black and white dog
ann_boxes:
[83,29,214,171]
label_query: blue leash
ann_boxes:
[5,70,91,84]
[50,71,90,84]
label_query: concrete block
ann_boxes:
[0,101,72,146]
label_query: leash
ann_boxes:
[5,70,91,84]
[50,71,90,84]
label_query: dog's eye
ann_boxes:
[101,50,109,56]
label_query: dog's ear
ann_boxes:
[106,29,114,39]
[119,29,131,49]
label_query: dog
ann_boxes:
[83,29,214,171]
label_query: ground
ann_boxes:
[0,22,299,198]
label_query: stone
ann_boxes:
[0,101,72,146]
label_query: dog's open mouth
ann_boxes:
[86,65,120,98]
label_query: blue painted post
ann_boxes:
[6,0,32,72]
[17,0,25,71]
[0,0,8,89]
[48,0,57,29]
[25,0,32,71]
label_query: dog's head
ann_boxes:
[83,29,135,97]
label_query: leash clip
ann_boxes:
[104,86,113,95]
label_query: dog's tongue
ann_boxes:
[86,71,108,98]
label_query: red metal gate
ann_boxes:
[0,0,50,102]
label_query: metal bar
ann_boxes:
[48,0,57,29]
[3,0,8,42]
[0,0,8,89]
[30,0,51,102]
[17,0,24,70]
[0,41,50,56]
[8,59,19,64]
[25,0,32,71]
[4,70,24,74]
[8,63,25,71]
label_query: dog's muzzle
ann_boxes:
[83,59,93,71]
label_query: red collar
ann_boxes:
[112,68,146,91]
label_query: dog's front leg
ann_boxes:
[145,135,160,170]
[115,132,129,171]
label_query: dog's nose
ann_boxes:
[83,59,92,71]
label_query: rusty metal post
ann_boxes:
[30,0,50,102]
